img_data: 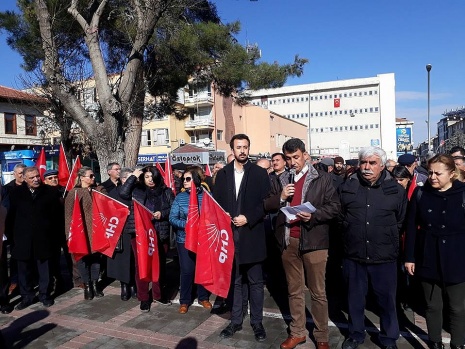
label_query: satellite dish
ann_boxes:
[202,138,211,145]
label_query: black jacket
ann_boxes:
[213,161,270,264]
[339,170,407,263]
[405,180,465,284]
[120,175,174,241]
[7,183,62,260]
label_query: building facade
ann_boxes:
[247,73,397,160]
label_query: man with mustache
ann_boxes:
[265,138,340,349]
[338,147,407,349]
[214,134,271,342]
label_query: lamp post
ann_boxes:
[426,64,432,153]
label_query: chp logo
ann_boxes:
[96,213,121,239]
[205,224,230,264]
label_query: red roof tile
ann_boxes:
[0,85,46,103]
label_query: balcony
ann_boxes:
[184,94,214,108]
[185,118,215,130]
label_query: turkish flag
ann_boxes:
[65,156,82,192]
[35,148,47,180]
[164,156,176,196]
[91,190,129,257]
[204,164,212,177]
[133,199,160,282]
[194,191,234,298]
[334,98,340,108]
[185,181,200,253]
[58,143,70,187]
[67,192,89,262]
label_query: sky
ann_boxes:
[1,0,465,146]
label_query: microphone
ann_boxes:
[288,169,296,200]
[289,169,296,184]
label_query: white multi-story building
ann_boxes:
[248,73,396,160]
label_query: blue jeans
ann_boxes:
[177,242,209,305]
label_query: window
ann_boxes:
[369,91,373,95]
[4,113,16,134]
[375,107,379,112]
[216,130,223,141]
[141,129,152,146]
[25,115,36,136]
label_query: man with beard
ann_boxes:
[214,134,271,342]
[339,147,407,349]
[7,167,61,310]
[333,156,346,178]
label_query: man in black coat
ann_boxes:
[213,134,271,342]
[339,147,407,349]
[101,162,122,194]
[7,167,62,310]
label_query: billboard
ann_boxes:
[396,127,413,156]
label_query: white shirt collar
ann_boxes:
[294,165,309,182]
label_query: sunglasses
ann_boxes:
[183,177,192,182]
[84,174,95,179]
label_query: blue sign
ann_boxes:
[137,153,167,164]
[396,127,413,155]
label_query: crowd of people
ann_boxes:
[0,136,465,349]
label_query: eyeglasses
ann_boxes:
[45,176,58,180]
[84,174,95,179]
[111,168,121,171]
[183,177,192,182]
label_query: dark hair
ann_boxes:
[449,146,465,157]
[428,154,457,176]
[229,134,250,149]
[271,152,286,161]
[183,169,202,188]
[185,165,206,181]
[106,162,120,171]
[282,138,306,154]
[391,165,412,180]
[314,162,328,173]
[140,166,165,188]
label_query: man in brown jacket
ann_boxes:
[265,138,341,349]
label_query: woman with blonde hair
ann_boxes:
[405,154,465,349]
[65,166,106,300]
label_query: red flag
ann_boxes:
[91,190,129,257]
[133,199,160,282]
[185,181,200,253]
[165,156,176,195]
[65,156,82,192]
[204,164,212,177]
[67,192,89,262]
[334,98,340,108]
[407,173,418,201]
[35,148,47,180]
[58,143,70,187]
[194,191,234,298]
[156,162,165,181]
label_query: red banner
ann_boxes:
[194,191,234,298]
[133,199,160,282]
[65,156,82,192]
[58,143,70,187]
[67,192,89,262]
[91,190,129,257]
[185,181,200,253]
[35,148,46,180]
[156,162,165,181]
[334,98,340,108]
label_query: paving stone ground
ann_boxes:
[0,254,451,348]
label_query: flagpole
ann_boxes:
[132,199,156,215]
[63,156,79,198]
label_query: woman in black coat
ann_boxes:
[120,166,174,312]
[106,168,137,301]
[405,154,465,349]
